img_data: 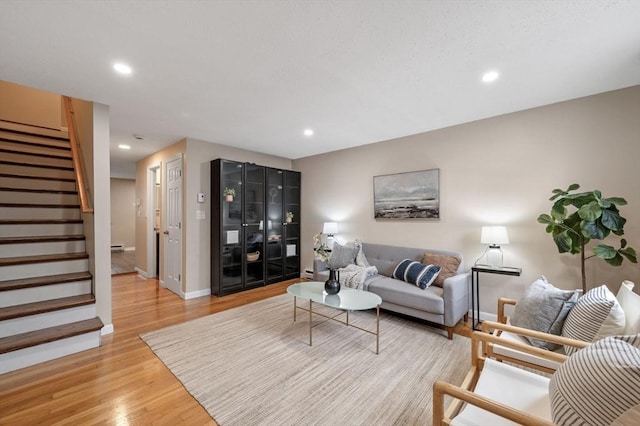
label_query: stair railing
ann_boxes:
[62,96,93,213]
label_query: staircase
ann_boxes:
[0,121,103,374]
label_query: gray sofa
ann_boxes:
[314,242,469,339]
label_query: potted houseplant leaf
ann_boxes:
[537,183,637,293]
[223,187,236,202]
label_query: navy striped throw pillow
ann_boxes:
[392,259,441,289]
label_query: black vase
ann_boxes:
[324,269,341,295]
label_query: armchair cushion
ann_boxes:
[510,276,580,350]
[561,284,625,355]
[549,334,640,426]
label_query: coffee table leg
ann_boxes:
[309,299,313,346]
[376,305,380,355]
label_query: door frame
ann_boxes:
[146,163,161,279]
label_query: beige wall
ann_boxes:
[0,80,61,129]
[110,178,136,249]
[294,86,640,316]
[135,138,292,297]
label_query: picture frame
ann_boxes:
[373,169,440,219]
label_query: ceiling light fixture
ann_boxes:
[482,70,499,83]
[118,144,131,150]
[303,129,314,136]
[113,62,132,75]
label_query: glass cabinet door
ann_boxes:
[221,161,243,291]
[266,168,284,282]
[243,164,265,287]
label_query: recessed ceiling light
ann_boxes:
[113,62,132,75]
[303,129,314,136]
[482,71,499,83]
[118,144,131,150]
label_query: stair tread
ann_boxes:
[0,235,85,244]
[0,159,74,171]
[0,252,88,266]
[0,121,69,140]
[0,271,92,291]
[0,202,80,208]
[0,219,82,225]
[0,294,96,321]
[0,317,102,354]
[0,132,71,150]
[0,173,76,183]
[0,146,72,159]
[0,186,78,195]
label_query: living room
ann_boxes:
[1,1,639,424]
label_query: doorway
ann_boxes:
[147,164,161,279]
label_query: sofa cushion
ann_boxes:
[562,284,625,355]
[392,259,441,289]
[367,277,444,314]
[328,241,358,269]
[510,276,580,350]
[422,253,461,287]
[549,334,640,426]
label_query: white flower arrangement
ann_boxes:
[313,232,330,262]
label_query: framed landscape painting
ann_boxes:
[373,169,440,219]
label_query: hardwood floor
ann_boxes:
[110,250,136,275]
[0,274,471,425]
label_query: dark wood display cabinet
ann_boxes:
[211,159,301,296]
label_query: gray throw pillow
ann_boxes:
[328,242,358,269]
[510,276,580,350]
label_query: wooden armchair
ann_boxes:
[433,321,589,426]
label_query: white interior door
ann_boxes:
[165,156,182,296]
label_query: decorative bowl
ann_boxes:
[247,251,260,262]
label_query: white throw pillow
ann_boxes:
[617,281,640,335]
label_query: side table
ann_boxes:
[471,264,522,330]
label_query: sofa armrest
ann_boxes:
[313,258,328,281]
[443,272,470,327]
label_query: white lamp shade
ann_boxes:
[323,222,339,235]
[481,226,509,245]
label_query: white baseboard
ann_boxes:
[135,267,149,278]
[125,246,136,252]
[184,288,211,300]
[101,323,114,335]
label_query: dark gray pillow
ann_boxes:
[510,276,580,350]
[328,242,358,269]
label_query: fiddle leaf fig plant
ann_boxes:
[537,184,637,292]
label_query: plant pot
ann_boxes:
[286,218,292,223]
[225,195,234,202]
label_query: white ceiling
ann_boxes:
[1,1,639,178]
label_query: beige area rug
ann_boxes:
[140,294,470,425]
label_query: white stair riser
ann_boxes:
[0,280,92,308]
[0,190,79,205]
[0,304,96,338]
[2,152,73,169]
[0,258,88,280]
[0,330,101,374]
[0,240,85,257]
[0,207,80,220]
[0,141,72,159]
[0,164,75,179]
[0,176,77,192]
[0,223,83,237]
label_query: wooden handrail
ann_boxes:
[62,96,93,213]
